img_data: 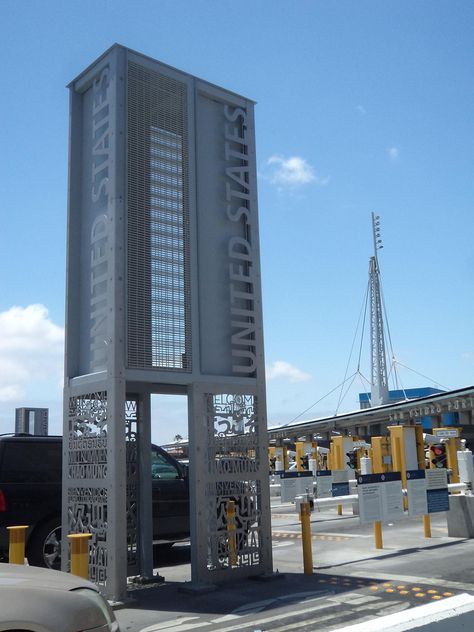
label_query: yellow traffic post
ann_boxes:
[447,437,460,484]
[423,514,432,538]
[331,436,346,516]
[415,425,432,538]
[371,437,391,474]
[68,533,92,579]
[434,429,462,484]
[374,521,383,549]
[226,500,237,567]
[371,435,392,549]
[300,501,313,575]
[268,446,276,472]
[295,441,305,472]
[415,426,425,469]
[7,525,28,564]
[275,445,289,471]
[389,425,421,511]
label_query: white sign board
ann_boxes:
[406,470,428,516]
[426,468,448,490]
[434,429,459,438]
[279,472,313,503]
[358,477,383,524]
[316,470,333,498]
[357,472,404,524]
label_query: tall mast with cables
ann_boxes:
[369,212,389,406]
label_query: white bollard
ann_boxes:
[275,457,284,472]
[360,457,372,475]
[457,450,474,489]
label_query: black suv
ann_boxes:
[0,435,189,569]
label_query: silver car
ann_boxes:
[0,564,120,632]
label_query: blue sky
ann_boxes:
[1,1,473,442]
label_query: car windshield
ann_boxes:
[151,449,181,479]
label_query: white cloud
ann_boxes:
[0,304,64,403]
[266,155,329,187]
[266,360,312,383]
[388,146,399,161]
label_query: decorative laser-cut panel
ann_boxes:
[68,486,108,584]
[66,392,109,586]
[125,398,139,574]
[66,393,141,582]
[204,393,263,571]
[67,392,108,479]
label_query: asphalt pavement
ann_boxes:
[115,499,474,631]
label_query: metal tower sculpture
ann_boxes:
[369,212,389,406]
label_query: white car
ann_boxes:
[0,564,120,632]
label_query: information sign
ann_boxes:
[380,472,404,522]
[279,471,313,503]
[358,474,383,524]
[434,429,459,438]
[357,472,403,524]
[316,470,333,498]
[426,469,449,513]
[406,470,428,516]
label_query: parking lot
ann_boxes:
[115,498,474,631]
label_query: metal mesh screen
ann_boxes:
[127,61,191,370]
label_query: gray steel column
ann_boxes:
[107,378,128,601]
[138,392,153,578]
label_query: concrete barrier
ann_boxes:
[447,494,474,538]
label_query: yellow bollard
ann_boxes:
[374,520,383,549]
[226,500,237,567]
[7,525,29,565]
[68,533,92,579]
[423,514,432,538]
[337,504,343,516]
[300,501,313,575]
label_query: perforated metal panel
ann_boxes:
[127,62,191,370]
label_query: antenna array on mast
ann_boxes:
[369,213,389,406]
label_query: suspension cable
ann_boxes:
[335,371,359,416]
[285,371,358,426]
[357,281,370,371]
[336,281,370,412]
[393,360,450,391]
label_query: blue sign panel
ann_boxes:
[332,482,350,497]
[279,471,314,479]
[427,488,449,513]
[406,469,426,480]
[358,472,402,485]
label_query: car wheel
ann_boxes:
[28,518,62,570]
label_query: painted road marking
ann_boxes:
[272,531,352,542]
[138,583,468,632]
[272,541,295,549]
[345,595,381,605]
[140,618,209,632]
